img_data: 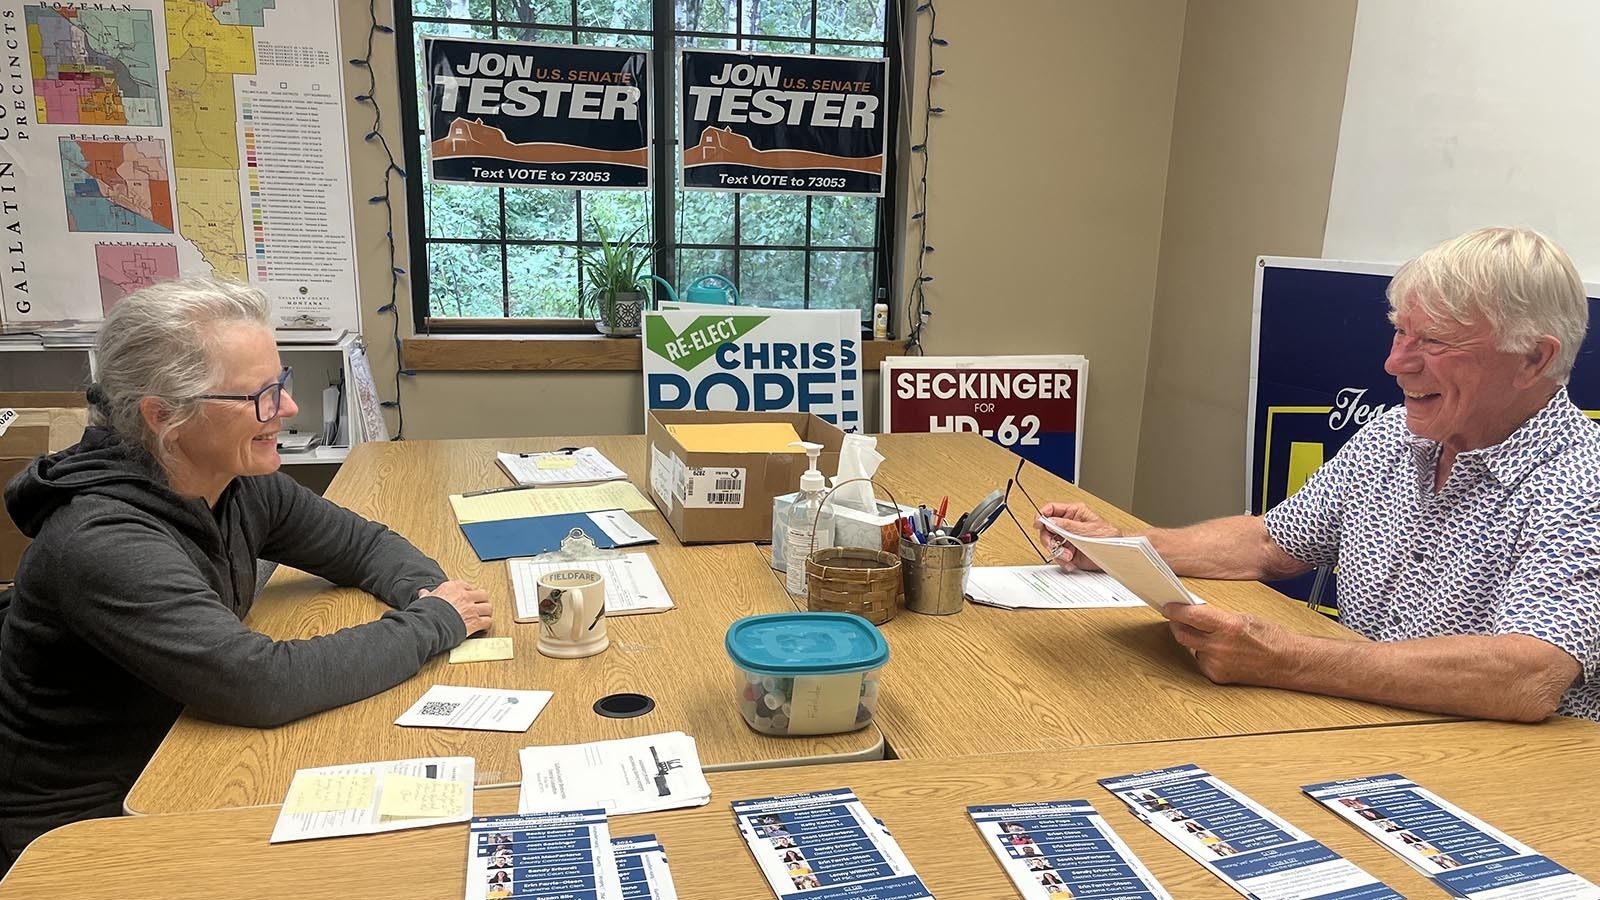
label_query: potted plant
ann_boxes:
[576,222,654,337]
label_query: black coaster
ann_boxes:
[593,693,656,718]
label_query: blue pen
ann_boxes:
[972,501,1008,536]
[910,518,925,544]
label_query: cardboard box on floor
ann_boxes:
[646,410,845,543]
[0,392,90,583]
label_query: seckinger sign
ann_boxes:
[881,356,1088,483]
[424,37,650,189]
[644,307,863,431]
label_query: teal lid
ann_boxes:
[725,612,890,676]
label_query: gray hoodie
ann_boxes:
[0,427,466,859]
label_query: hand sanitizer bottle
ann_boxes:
[785,441,835,595]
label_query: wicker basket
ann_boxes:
[805,547,902,624]
[797,477,905,625]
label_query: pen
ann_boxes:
[972,501,1008,536]
[934,496,948,529]
[461,484,537,498]
[947,512,969,538]
[518,447,580,458]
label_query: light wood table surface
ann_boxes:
[12,719,1597,899]
[127,436,883,815]
[776,432,1456,757]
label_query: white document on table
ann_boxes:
[966,565,1146,609]
[269,756,475,843]
[395,685,553,732]
[518,732,711,816]
[1036,519,1205,608]
[586,509,657,547]
[497,447,627,486]
[510,553,675,622]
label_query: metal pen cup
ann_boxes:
[899,535,973,615]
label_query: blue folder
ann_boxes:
[460,511,654,561]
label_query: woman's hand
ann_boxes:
[423,581,493,637]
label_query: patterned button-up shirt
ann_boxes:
[1264,388,1600,721]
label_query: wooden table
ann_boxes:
[13,719,1597,898]
[126,436,884,815]
[788,433,1456,757]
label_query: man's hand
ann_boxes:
[1036,502,1121,572]
[1162,602,1293,685]
[423,580,493,638]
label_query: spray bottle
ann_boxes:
[785,441,836,595]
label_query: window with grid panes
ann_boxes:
[396,0,899,331]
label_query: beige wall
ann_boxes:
[900,1,1186,509]
[1132,0,1358,526]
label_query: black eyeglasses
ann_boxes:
[199,367,293,423]
[1003,457,1053,563]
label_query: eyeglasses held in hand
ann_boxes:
[199,367,293,423]
[1003,456,1059,564]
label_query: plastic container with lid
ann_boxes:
[724,612,889,736]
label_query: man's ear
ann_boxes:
[1518,335,1561,387]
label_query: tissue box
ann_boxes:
[770,493,915,573]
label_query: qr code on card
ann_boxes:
[419,701,460,717]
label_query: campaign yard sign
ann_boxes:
[679,49,887,196]
[643,307,863,431]
[424,38,650,189]
[880,356,1088,483]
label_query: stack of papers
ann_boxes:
[518,732,712,816]
[967,565,1146,610]
[1100,764,1402,900]
[665,422,806,453]
[614,834,681,900]
[1037,520,1205,608]
[450,481,655,524]
[270,756,475,844]
[395,685,553,732]
[732,787,934,900]
[969,799,1172,899]
[1304,774,1600,899]
[510,553,675,621]
[460,508,657,561]
[465,809,622,900]
[497,447,628,487]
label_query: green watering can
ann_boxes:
[649,274,740,305]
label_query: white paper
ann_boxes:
[395,685,553,733]
[518,732,711,817]
[969,799,1173,900]
[498,447,628,487]
[586,509,657,547]
[510,553,675,622]
[614,835,680,900]
[732,788,934,900]
[966,565,1146,610]
[269,756,475,843]
[1036,519,1205,608]
[467,809,624,900]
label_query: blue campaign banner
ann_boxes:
[424,37,650,189]
[1248,257,1600,609]
[679,49,888,196]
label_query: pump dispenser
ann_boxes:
[785,441,836,595]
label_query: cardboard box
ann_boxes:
[770,493,916,572]
[0,392,90,583]
[646,410,845,544]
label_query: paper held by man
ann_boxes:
[1036,517,1206,610]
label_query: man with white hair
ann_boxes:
[1041,226,1600,723]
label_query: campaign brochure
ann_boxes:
[1099,764,1402,900]
[466,808,624,900]
[1303,774,1600,900]
[731,787,935,899]
[967,799,1172,899]
[614,834,680,900]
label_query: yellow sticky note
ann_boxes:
[378,774,467,819]
[665,422,806,454]
[450,637,514,663]
[536,456,578,470]
[787,672,864,734]
[284,774,377,814]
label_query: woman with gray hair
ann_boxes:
[0,277,492,867]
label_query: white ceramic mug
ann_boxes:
[535,569,609,659]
